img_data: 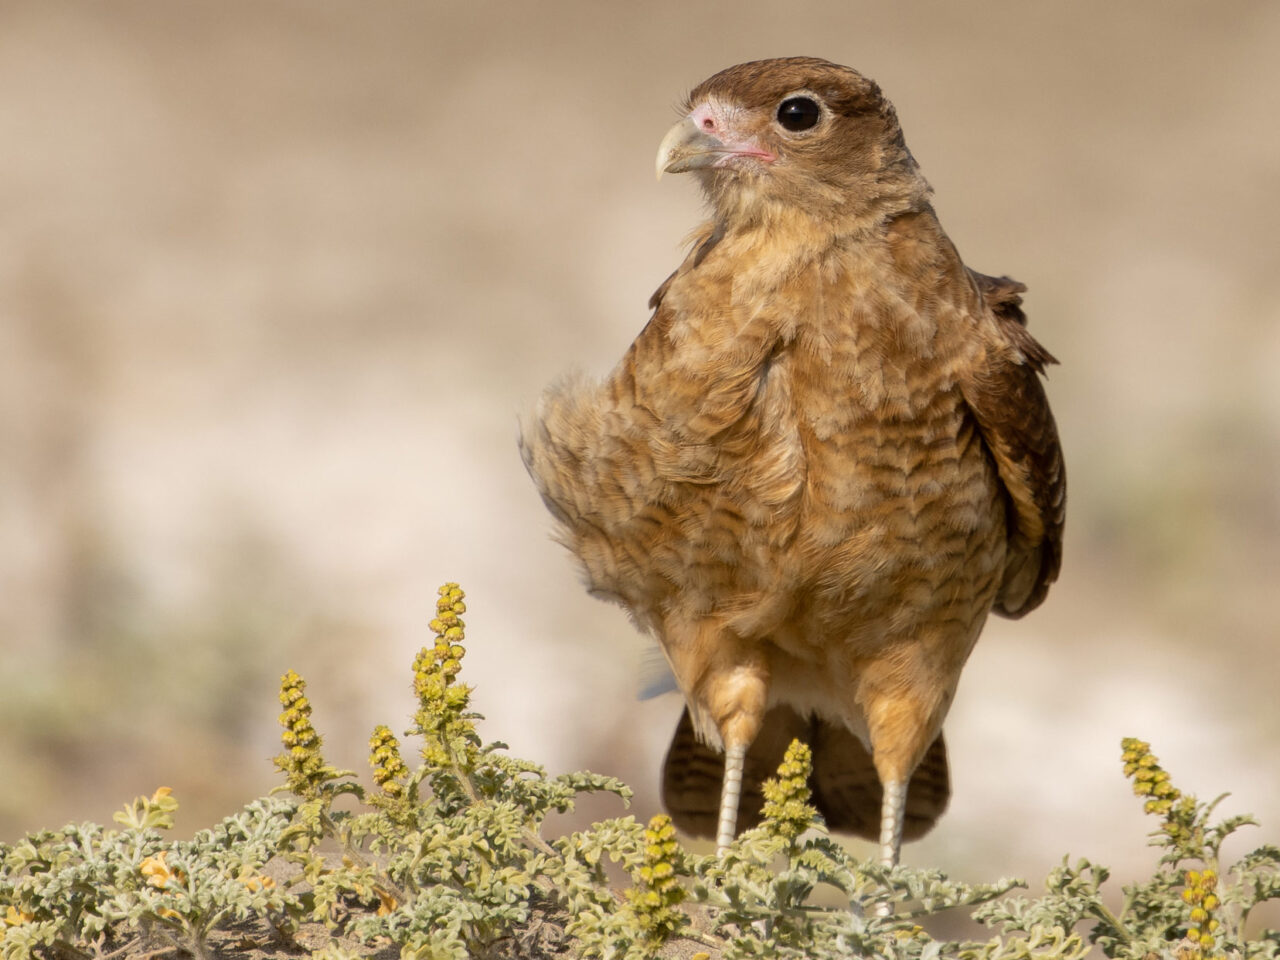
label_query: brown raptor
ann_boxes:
[521,57,1065,865]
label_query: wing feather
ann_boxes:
[963,272,1066,617]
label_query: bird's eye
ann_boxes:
[776,96,821,132]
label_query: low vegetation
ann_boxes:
[3,584,1278,959]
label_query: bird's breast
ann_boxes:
[756,329,997,554]
[656,266,1006,645]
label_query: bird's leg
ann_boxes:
[720,740,784,952]
[878,778,906,867]
[715,741,747,855]
[662,617,767,856]
[870,777,907,918]
[858,666,946,917]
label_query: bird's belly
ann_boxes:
[698,388,1007,657]
[733,410,1006,741]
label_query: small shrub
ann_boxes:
[3,583,1279,959]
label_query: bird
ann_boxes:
[519,56,1064,867]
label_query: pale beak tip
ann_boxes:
[655,115,701,183]
[655,142,674,181]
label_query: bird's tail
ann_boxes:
[661,705,949,843]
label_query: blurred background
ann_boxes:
[2,0,1278,901]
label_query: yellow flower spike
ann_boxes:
[272,669,334,798]
[626,814,688,950]
[369,724,409,799]
[1120,738,1149,759]
[413,583,479,770]
[761,739,818,843]
[1180,866,1226,960]
[1120,738,1182,817]
[433,584,466,631]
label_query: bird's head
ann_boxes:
[656,57,930,232]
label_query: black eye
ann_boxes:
[776,96,821,132]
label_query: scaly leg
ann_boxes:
[871,778,907,917]
[878,778,906,867]
[715,742,747,855]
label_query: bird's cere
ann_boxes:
[655,104,775,179]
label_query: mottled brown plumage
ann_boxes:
[520,57,1064,864]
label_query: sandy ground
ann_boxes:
[2,0,1279,913]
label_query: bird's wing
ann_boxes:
[960,271,1066,618]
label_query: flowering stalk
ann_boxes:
[369,724,408,798]
[413,583,479,774]
[627,814,688,953]
[273,670,329,799]
[761,739,817,845]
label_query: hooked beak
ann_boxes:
[655,112,776,180]
[655,116,723,179]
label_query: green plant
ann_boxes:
[3,583,1279,960]
[977,738,1280,959]
[0,788,300,960]
[280,584,638,958]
